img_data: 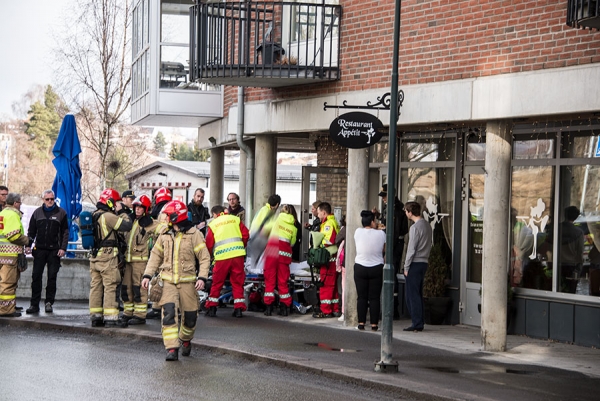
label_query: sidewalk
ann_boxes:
[2,298,599,400]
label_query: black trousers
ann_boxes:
[353,263,383,325]
[30,248,61,306]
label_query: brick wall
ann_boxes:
[315,135,348,219]
[222,0,600,114]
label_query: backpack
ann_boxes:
[80,211,95,250]
[307,246,331,267]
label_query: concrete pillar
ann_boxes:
[344,148,369,327]
[254,135,275,213]
[239,147,247,205]
[481,120,512,352]
[210,147,224,209]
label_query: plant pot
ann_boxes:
[424,297,452,325]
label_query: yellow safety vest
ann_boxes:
[269,212,297,246]
[0,207,25,262]
[209,214,246,261]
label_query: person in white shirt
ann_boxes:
[353,210,386,331]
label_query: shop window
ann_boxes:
[370,140,389,163]
[510,166,554,291]
[401,136,455,162]
[561,132,600,158]
[559,165,600,296]
[514,138,555,160]
[466,133,485,162]
[400,167,454,273]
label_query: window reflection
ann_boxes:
[561,133,600,158]
[513,138,554,160]
[510,166,554,290]
[401,167,454,277]
[401,136,455,162]
[560,165,600,296]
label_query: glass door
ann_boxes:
[461,167,484,326]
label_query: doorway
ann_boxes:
[300,166,347,261]
[461,166,485,326]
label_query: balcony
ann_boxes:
[190,1,341,88]
[567,0,600,29]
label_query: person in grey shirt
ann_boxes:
[403,201,432,332]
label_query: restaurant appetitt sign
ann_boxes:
[329,112,385,149]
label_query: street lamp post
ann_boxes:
[375,0,402,373]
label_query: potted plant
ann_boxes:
[423,243,452,325]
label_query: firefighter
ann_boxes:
[89,188,132,328]
[263,204,298,317]
[0,193,29,317]
[146,187,172,320]
[141,200,210,361]
[312,202,341,318]
[205,205,250,318]
[121,195,164,324]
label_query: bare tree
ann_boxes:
[53,0,139,196]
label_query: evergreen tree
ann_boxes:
[153,131,167,154]
[24,85,64,159]
[169,142,210,161]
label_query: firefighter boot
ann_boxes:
[181,341,192,357]
[105,318,128,328]
[278,304,289,316]
[206,306,217,317]
[264,304,273,316]
[166,348,179,361]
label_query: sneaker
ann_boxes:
[337,313,345,322]
[166,348,179,361]
[45,302,53,313]
[181,341,191,357]
[26,306,40,314]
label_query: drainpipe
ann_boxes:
[237,86,254,226]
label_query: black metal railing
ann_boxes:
[567,0,600,29]
[190,1,341,88]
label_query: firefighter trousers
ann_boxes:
[89,255,121,322]
[121,261,148,319]
[160,281,198,350]
[318,262,339,314]
[0,262,18,315]
[205,257,246,311]
[263,256,292,307]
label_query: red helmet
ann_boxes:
[154,187,172,204]
[132,195,152,211]
[99,188,121,207]
[162,200,188,224]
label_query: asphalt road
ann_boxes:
[1,326,409,401]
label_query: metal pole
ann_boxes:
[375,0,401,373]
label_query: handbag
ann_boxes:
[307,246,330,267]
[148,275,163,303]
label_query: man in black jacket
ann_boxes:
[25,190,69,314]
[187,188,209,236]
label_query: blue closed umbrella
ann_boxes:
[52,114,82,257]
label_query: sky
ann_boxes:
[0,0,73,119]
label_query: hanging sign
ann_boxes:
[329,112,385,149]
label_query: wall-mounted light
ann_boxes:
[208,136,217,146]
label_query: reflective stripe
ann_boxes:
[113,216,123,231]
[321,299,332,304]
[173,233,181,283]
[0,294,15,300]
[278,251,292,258]
[279,237,291,243]
[160,273,196,283]
[331,299,339,304]
[194,243,206,253]
[104,308,119,316]
[154,242,164,252]
[179,276,197,283]
[126,220,139,262]
[208,297,219,303]
[214,245,245,257]
[264,292,275,298]
[233,298,245,304]
[280,293,291,299]
[134,304,147,312]
[181,325,194,336]
[163,327,179,340]
[130,256,148,261]
[90,307,103,313]
[214,237,243,248]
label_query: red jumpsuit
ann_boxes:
[319,214,340,315]
[205,213,250,311]
[263,212,297,307]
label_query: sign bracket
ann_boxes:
[323,90,404,120]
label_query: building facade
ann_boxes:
[134,0,600,347]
